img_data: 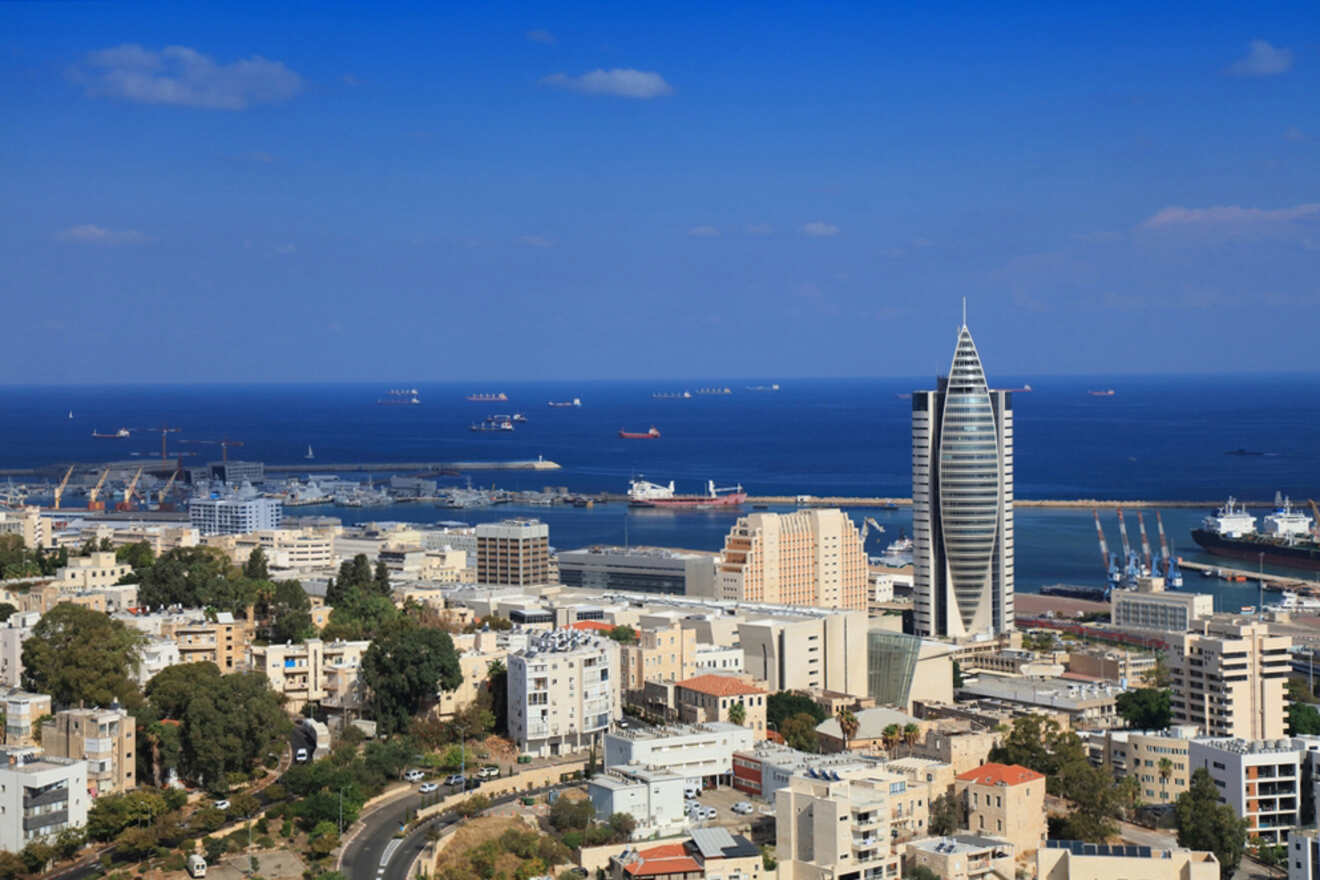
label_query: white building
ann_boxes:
[189,495,282,536]
[0,612,42,688]
[587,766,686,838]
[508,629,620,758]
[604,722,755,788]
[1290,828,1320,880]
[1112,591,1214,633]
[692,644,744,675]
[1188,737,1305,844]
[0,747,89,851]
[135,637,182,685]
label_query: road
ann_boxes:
[1115,820,1178,850]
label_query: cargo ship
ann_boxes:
[548,398,581,407]
[471,418,514,432]
[1088,389,1116,397]
[619,427,661,439]
[652,391,691,399]
[467,392,508,402]
[92,428,131,438]
[378,388,421,405]
[1190,494,1320,570]
[628,478,746,508]
[695,387,732,395]
[746,384,780,392]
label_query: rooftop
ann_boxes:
[956,762,1045,786]
[677,674,766,697]
[909,834,1013,856]
[815,706,919,741]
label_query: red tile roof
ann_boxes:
[956,762,1045,786]
[677,674,767,697]
[568,621,615,633]
[626,844,701,877]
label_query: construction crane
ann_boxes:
[52,465,75,510]
[859,516,886,547]
[86,467,111,511]
[116,467,143,511]
[1137,512,1153,576]
[146,425,181,461]
[199,438,245,462]
[158,468,181,504]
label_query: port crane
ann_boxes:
[1137,512,1153,577]
[158,468,181,504]
[1154,511,1182,588]
[858,516,886,547]
[52,465,74,510]
[117,467,143,511]
[86,467,111,511]
[1092,510,1122,596]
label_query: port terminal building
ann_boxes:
[558,546,717,596]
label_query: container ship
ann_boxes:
[652,391,691,399]
[548,398,581,407]
[1088,389,1116,397]
[619,427,661,439]
[92,428,131,438]
[467,392,508,402]
[628,478,746,508]
[695,386,732,395]
[378,388,421,405]
[1190,494,1320,570]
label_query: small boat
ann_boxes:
[471,420,515,432]
[377,388,421,405]
[745,384,780,392]
[1088,389,1116,397]
[92,427,131,438]
[619,427,661,439]
[652,391,691,399]
[467,392,508,402]
[695,387,733,395]
[305,445,315,460]
[548,398,581,407]
[67,410,73,420]
[1006,384,1033,392]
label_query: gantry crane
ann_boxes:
[52,465,75,510]
[1137,512,1153,576]
[859,516,886,547]
[86,467,111,511]
[158,468,181,504]
[116,467,143,511]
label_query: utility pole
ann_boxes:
[338,786,344,835]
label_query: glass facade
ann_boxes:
[866,630,921,707]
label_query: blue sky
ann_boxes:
[3,0,1318,382]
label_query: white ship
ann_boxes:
[628,479,676,501]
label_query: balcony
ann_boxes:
[23,809,67,831]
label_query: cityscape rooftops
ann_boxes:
[956,762,1045,786]
[676,674,766,697]
[815,706,919,740]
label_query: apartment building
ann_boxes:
[0,507,51,549]
[675,675,767,736]
[82,523,199,556]
[436,632,506,719]
[41,706,135,797]
[121,610,254,672]
[1038,840,1217,880]
[905,835,1014,880]
[249,638,371,714]
[508,630,620,757]
[1188,738,1303,844]
[1169,618,1291,740]
[0,612,41,688]
[0,748,89,851]
[692,645,743,675]
[1067,648,1157,684]
[1083,726,1198,804]
[4,691,52,747]
[607,830,763,880]
[189,494,282,536]
[207,527,336,571]
[1112,590,1214,633]
[135,638,181,685]
[53,551,131,590]
[955,763,1046,856]
[956,674,1126,729]
[588,766,686,838]
[900,727,1002,777]
[775,767,903,880]
[1289,828,1320,880]
[732,743,875,800]
[476,519,550,586]
[605,722,755,787]
[619,622,698,692]
[716,509,867,611]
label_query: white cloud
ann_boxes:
[1141,203,1320,229]
[57,224,151,244]
[1227,40,1293,77]
[801,221,839,238]
[688,225,720,238]
[526,29,557,45]
[541,68,672,99]
[517,235,554,248]
[70,44,303,110]
[745,223,774,236]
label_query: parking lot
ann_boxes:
[686,784,769,832]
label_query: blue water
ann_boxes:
[3,375,1317,606]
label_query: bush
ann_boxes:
[257,836,275,849]
[163,854,187,872]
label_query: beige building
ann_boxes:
[121,610,254,672]
[436,631,506,719]
[54,552,131,590]
[675,675,768,736]
[4,691,52,747]
[41,706,136,796]
[508,630,620,757]
[249,638,371,714]
[1037,841,1217,880]
[83,523,199,556]
[815,706,924,755]
[901,726,1002,776]
[1067,648,1157,684]
[905,835,1015,880]
[955,763,1046,857]
[717,509,867,610]
[738,610,868,697]
[476,519,550,586]
[619,622,699,692]
[0,507,51,548]
[1169,618,1291,740]
[208,527,336,571]
[1084,726,1198,804]
[1112,590,1214,633]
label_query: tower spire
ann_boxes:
[962,297,967,328]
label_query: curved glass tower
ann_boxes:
[912,317,1014,637]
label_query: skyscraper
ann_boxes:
[912,311,1014,637]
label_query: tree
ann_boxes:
[265,580,315,644]
[779,712,821,752]
[361,622,462,735]
[1115,688,1172,730]
[952,660,964,689]
[902,723,920,747]
[87,789,168,841]
[1289,701,1320,735]
[116,541,156,573]
[1175,768,1248,879]
[549,796,594,831]
[1158,757,1174,799]
[0,603,16,623]
[881,724,901,755]
[20,842,54,874]
[1054,759,1120,841]
[1142,653,1172,688]
[904,868,939,880]
[373,559,391,596]
[928,791,964,836]
[137,546,252,613]
[608,813,637,841]
[21,603,144,708]
[988,715,1057,774]
[487,659,508,735]
[606,625,637,644]
[767,692,827,729]
[835,708,859,750]
[728,701,746,726]
[244,546,270,580]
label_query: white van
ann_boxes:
[187,854,207,878]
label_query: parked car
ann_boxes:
[213,799,231,812]
[464,778,483,791]
[700,806,717,820]
[419,782,439,794]
[294,747,309,763]
[445,774,466,786]
[683,784,701,799]
[478,765,500,779]
[404,769,425,782]
[732,802,754,814]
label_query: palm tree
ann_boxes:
[902,723,920,750]
[729,701,746,726]
[881,724,901,755]
[1158,757,1173,800]
[836,708,859,751]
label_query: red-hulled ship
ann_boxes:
[619,427,661,439]
[628,478,746,508]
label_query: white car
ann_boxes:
[478,765,500,779]
[213,799,231,812]
[294,747,309,763]
[445,774,465,786]
[419,782,439,794]
[732,802,754,814]
[403,769,425,782]
[700,806,717,820]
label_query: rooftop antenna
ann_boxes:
[962,297,967,328]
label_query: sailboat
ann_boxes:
[67,410,73,420]
[305,445,315,460]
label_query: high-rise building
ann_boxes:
[476,519,550,585]
[0,748,88,851]
[41,706,136,797]
[1169,618,1291,740]
[912,313,1014,638]
[507,629,620,757]
[189,494,282,535]
[716,509,867,611]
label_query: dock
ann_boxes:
[263,459,562,474]
[1178,559,1320,594]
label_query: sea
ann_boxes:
[4,374,1319,611]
